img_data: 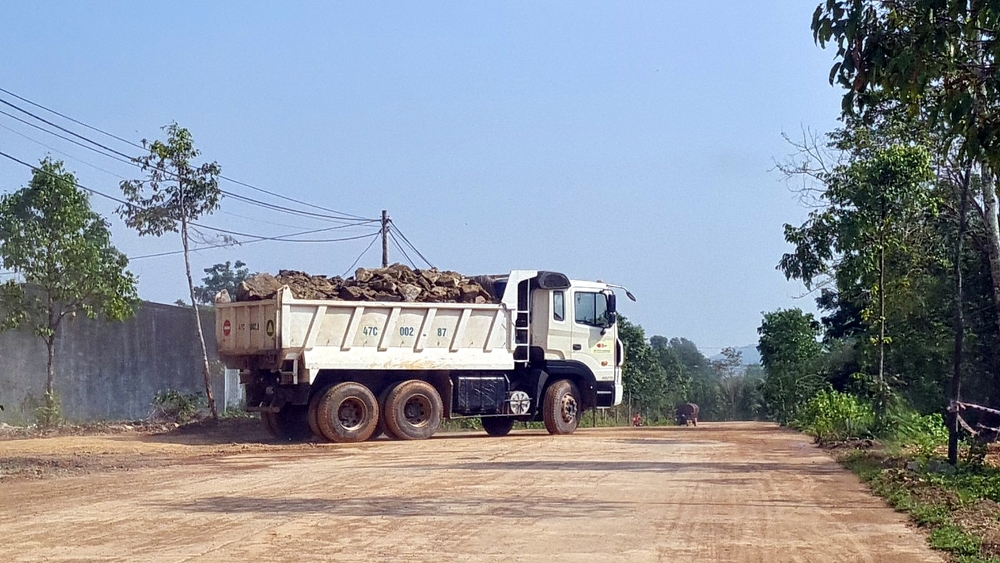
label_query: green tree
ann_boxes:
[812,0,1000,463]
[780,146,935,393]
[119,124,223,420]
[713,347,747,421]
[618,316,667,417]
[0,159,138,423]
[757,308,825,423]
[194,260,251,304]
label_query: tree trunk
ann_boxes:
[981,173,1000,336]
[180,208,219,420]
[949,164,972,466]
[45,334,55,396]
[878,236,886,386]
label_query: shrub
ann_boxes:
[892,410,949,457]
[792,389,875,442]
[34,391,61,428]
[150,389,205,423]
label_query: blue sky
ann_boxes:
[0,2,843,354]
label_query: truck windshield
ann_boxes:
[574,292,609,327]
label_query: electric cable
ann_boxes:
[0,87,374,221]
[388,229,418,269]
[341,232,381,277]
[0,150,379,260]
[0,124,346,231]
[389,222,434,268]
[128,230,380,261]
[0,120,129,180]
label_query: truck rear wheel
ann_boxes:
[316,382,380,443]
[368,385,393,441]
[481,416,515,437]
[307,389,325,439]
[261,405,312,441]
[543,379,580,435]
[384,380,443,440]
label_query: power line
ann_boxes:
[0,120,128,180]
[0,148,135,208]
[0,97,133,161]
[342,232,382,276]
[0,123,351,232]
[390,222,434,268]
[190,221,376,242]
[0,149,379,259]
[0,86,374,222]
[128,230,381,261]
[388,228,418,269]
[0,113,374,226]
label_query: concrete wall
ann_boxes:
[0,302,221,423]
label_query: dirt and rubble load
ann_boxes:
[233,263,498,304]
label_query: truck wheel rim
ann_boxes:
[338,398,366,431]
[403,395,431,427]
[561,394,578,424]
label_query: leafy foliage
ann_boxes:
[193,260,251,304]
[118,123,222,237]
[150,389,206,424]
[0,159,137,423]
[792,390,875,442]
[757,308,825,423]
[119,124,223,420]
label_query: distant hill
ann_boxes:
[710,345,761,366]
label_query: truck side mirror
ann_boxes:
[606,293,617,314]
[604,310,617,328]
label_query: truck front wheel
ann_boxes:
[481,416,515,437]
[262,405,312,441]
[384,380,443,440]
[543,379,580,435]
[316,382,380,443]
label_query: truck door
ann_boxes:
[570,290,616,386]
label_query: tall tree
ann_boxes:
[119,124,223,419]
[780,145,935,393]
[0,159,138,423]
[758,308,825,423]
[812,0,1000,461]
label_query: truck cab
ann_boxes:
[499,270,624,410]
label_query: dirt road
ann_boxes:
[0,422,942,562]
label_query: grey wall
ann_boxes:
[0,302,221,423]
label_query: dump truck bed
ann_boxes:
[216,287,515,374]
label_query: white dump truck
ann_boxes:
[215,270,631,442]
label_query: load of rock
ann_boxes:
[230,264,498,304]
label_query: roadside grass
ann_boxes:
[841,448,1000,562]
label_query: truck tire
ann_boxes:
[543,379,580,435]
[262,405,312,441]
[384,380,443,440]
[316,382,380,443]
[307,389,326,439]
[368,385,393,441]
[481,416,515,437]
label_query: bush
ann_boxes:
[892,410,949,457]
[34,391,61,428]
[792,389,875,442]
[150,389,205,423]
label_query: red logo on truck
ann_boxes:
[223,320,231,336]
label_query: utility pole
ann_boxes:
[381,209,389,268]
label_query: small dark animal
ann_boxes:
[676,403,699,426]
